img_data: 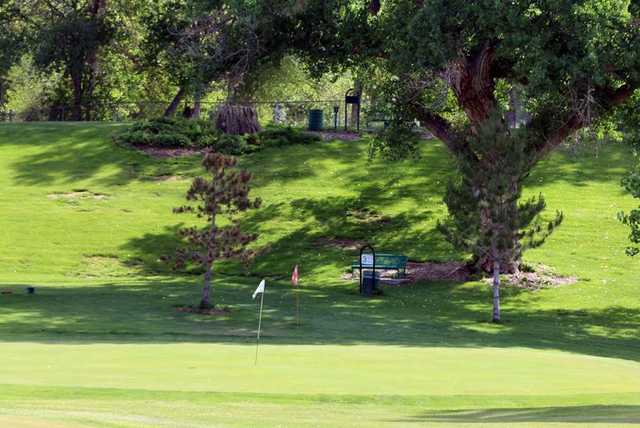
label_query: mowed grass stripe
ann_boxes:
[0,343,638,395]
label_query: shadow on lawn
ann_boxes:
[526,142,634,191]
[3,127,639,363]
[5,123,632,191]
[100,167,640,362]
[396,405,640,424]
[0,277,638,363]
[6,124,201,187]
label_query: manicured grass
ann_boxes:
[0,123,639,427]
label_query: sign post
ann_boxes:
[359,244,376,296]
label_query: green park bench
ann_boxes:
[351,253,408,278]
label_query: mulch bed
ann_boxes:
[345,261,575,289]
[406,261,472,282]
[491,265,578,290]
[344,261,472,284]
[137,146,203,158]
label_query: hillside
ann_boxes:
[0,123,638,427]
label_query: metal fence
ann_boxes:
[0,99,390,131]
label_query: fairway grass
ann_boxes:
[0,123,639,427]
[1,343,639,427]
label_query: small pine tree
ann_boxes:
[173,151,261,309]
[437,115,563,322]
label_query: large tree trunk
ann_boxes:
[215,104,260,134]
[84,0,108,121]
[164,87,186,117]
[200,262,213,310]
[71,73,83,121]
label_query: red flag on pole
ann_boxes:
[291,264,299,288]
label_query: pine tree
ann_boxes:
[173,151,261,310]
[437,114,563,322]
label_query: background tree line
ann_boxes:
[0,0,353,122]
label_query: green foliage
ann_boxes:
[616,90,640,146]
[205,133,251,155]
[292,0,640,283]
[619,162,640,256]
[257,126,322,147]
[366,122,421,160]
[30,1,115,119]
[173,152,261,308]
[115,119,321,155]
[114,117,217,148]
[0,2,27,108]
[5,56,63,120]
[437,115,563,271]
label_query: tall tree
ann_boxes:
[32,0,114,120]
[288,0,640,320]
[146,0,295,131]
[0,2,28,109]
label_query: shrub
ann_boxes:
[257,126,321,147]
[206,134,252,155]
[116,120,321,155]
[114,117,218,148]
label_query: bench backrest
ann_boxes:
[359,253,408,268]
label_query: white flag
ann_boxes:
[252,279,266,299]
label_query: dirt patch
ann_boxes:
[344,261,471,284]
[345,259,574,289]
[491,265,577,290]
[176,305,231,316]
[407,261,472,282]
[137,146,202,158]
[48,190,110,201]
[72,255,139,278]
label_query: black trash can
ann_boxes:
[308,109,324,131]
[361,271,380,297]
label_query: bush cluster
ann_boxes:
[115,118,321,155]
[114,117,216,148]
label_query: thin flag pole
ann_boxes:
[295,286,300,327]
[254,290,265,366]
[292,265,300,327]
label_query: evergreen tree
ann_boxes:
[173,151,261,309]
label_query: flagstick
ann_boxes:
[254,291,265,366]
[295,286,300,327]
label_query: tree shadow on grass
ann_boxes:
[527,142,635,190]
[104,182,640,362]
[395,405,640,424]
[0,276,638,364]
[5,123,202,187]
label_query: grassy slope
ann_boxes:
[0,123,639,427]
